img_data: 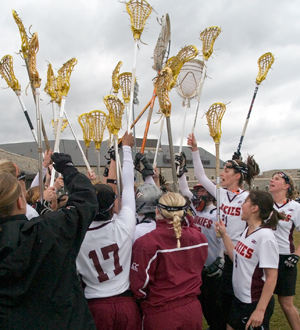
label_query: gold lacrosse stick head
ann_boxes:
[206,102,226,143]
[200,26,221,61]
[118,72,132,104]
[44,63,58,101]
[112,61,123,94]
[78,112,93,148]
[28,32,41,88]
[12,10,29,59]
[57,58,78,97]
[52,119,68,132]
[166,45,198,90]
[103,95,125,136]
[89,110,108,150]
[154,67,173,117]
[126,0,152,40]
[0,55,21,92]
[256,52,274,85]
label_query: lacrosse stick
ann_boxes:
[12,10,50,151]
[51,119,68,133]
[176,59,204,156]
[104,95,125,208]
[166,45,198,90]
[27,31,44,202]
[0,54,38,145]
[50,58,77,186]
[236,52,274,156]
[78,112,93,168]
[118,72,132,127]
[112,61,123,95]
[89,110,108,178]
[140,13,171,154]
[192,26,221,134]
[206,102,226,237]
[154,67,179,192]
[125,0,152,132]
[45,62,60,138]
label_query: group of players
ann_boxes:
[0,131,300,330]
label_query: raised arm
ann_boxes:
[178,174,193,200]
[188,133,216,197]
[121,132,135,213]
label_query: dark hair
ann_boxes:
[94,184,117,221]
[248,190,283,230]
[225,155,260,187]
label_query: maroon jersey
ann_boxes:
[130,219,208,310]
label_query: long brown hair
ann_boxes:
[0,172,21,218]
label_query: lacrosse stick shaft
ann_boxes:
[127,40,138,132]
[179,99,189,154]
[96,149,100,177]
[236,84,259,154]
[114,135,121,212]
[118,99,151,146]
[24,57,50,151]
[35,88,44,203]
[140,89,156,153]
[63,109,92,173]
[166,117,178,192]
[153,116,165,169]
[16,92,38,145]
[215,142,221,238]
[52,101,58,138]
[191,63,207,134]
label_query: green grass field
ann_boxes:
[203,231,300,329]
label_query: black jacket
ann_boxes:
[0,167,98,330]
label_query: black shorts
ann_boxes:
[228,295,275,330]
[274,254,297,296]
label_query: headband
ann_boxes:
[277,172,292,193]
[224,160,248,175]
[157,202,188,212]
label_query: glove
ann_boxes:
[203,257,225,278]
[105,146,116,162]
[175,152,188,178]
[232,151,241,160]
[51,153,73,174]
[284,254,300,268]
[134,153,154,180]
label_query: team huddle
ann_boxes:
[0,131,300,330]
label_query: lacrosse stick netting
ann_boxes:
[89,110,108,177]
[0,55,38,144]
[12,10,29,58]
[191,26,221,134]
[176,59,204,155]
[236,52,274,155]
[206,102,226,237]
[28,32,41,88]
[78,113,94,149]
[112,61,123,95]
[166,45,198,90]
[152,13,171,72]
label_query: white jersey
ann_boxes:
[219,189,248,246]
[232,226,279,304]
[76,145,136,299]
[192,150,248,247]
[26,203,39,220]
[273,199,300,254]
[134,219,156,243]
[192,203,223,266]
[76,206,136,298]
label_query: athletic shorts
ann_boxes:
[274,254,297,296]
[228,295,275,330]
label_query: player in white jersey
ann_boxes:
[269,171,300,329]
[187,133,260,329]
[76,132,142,330]
[217,190,281,330]
[177,163,223,330]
